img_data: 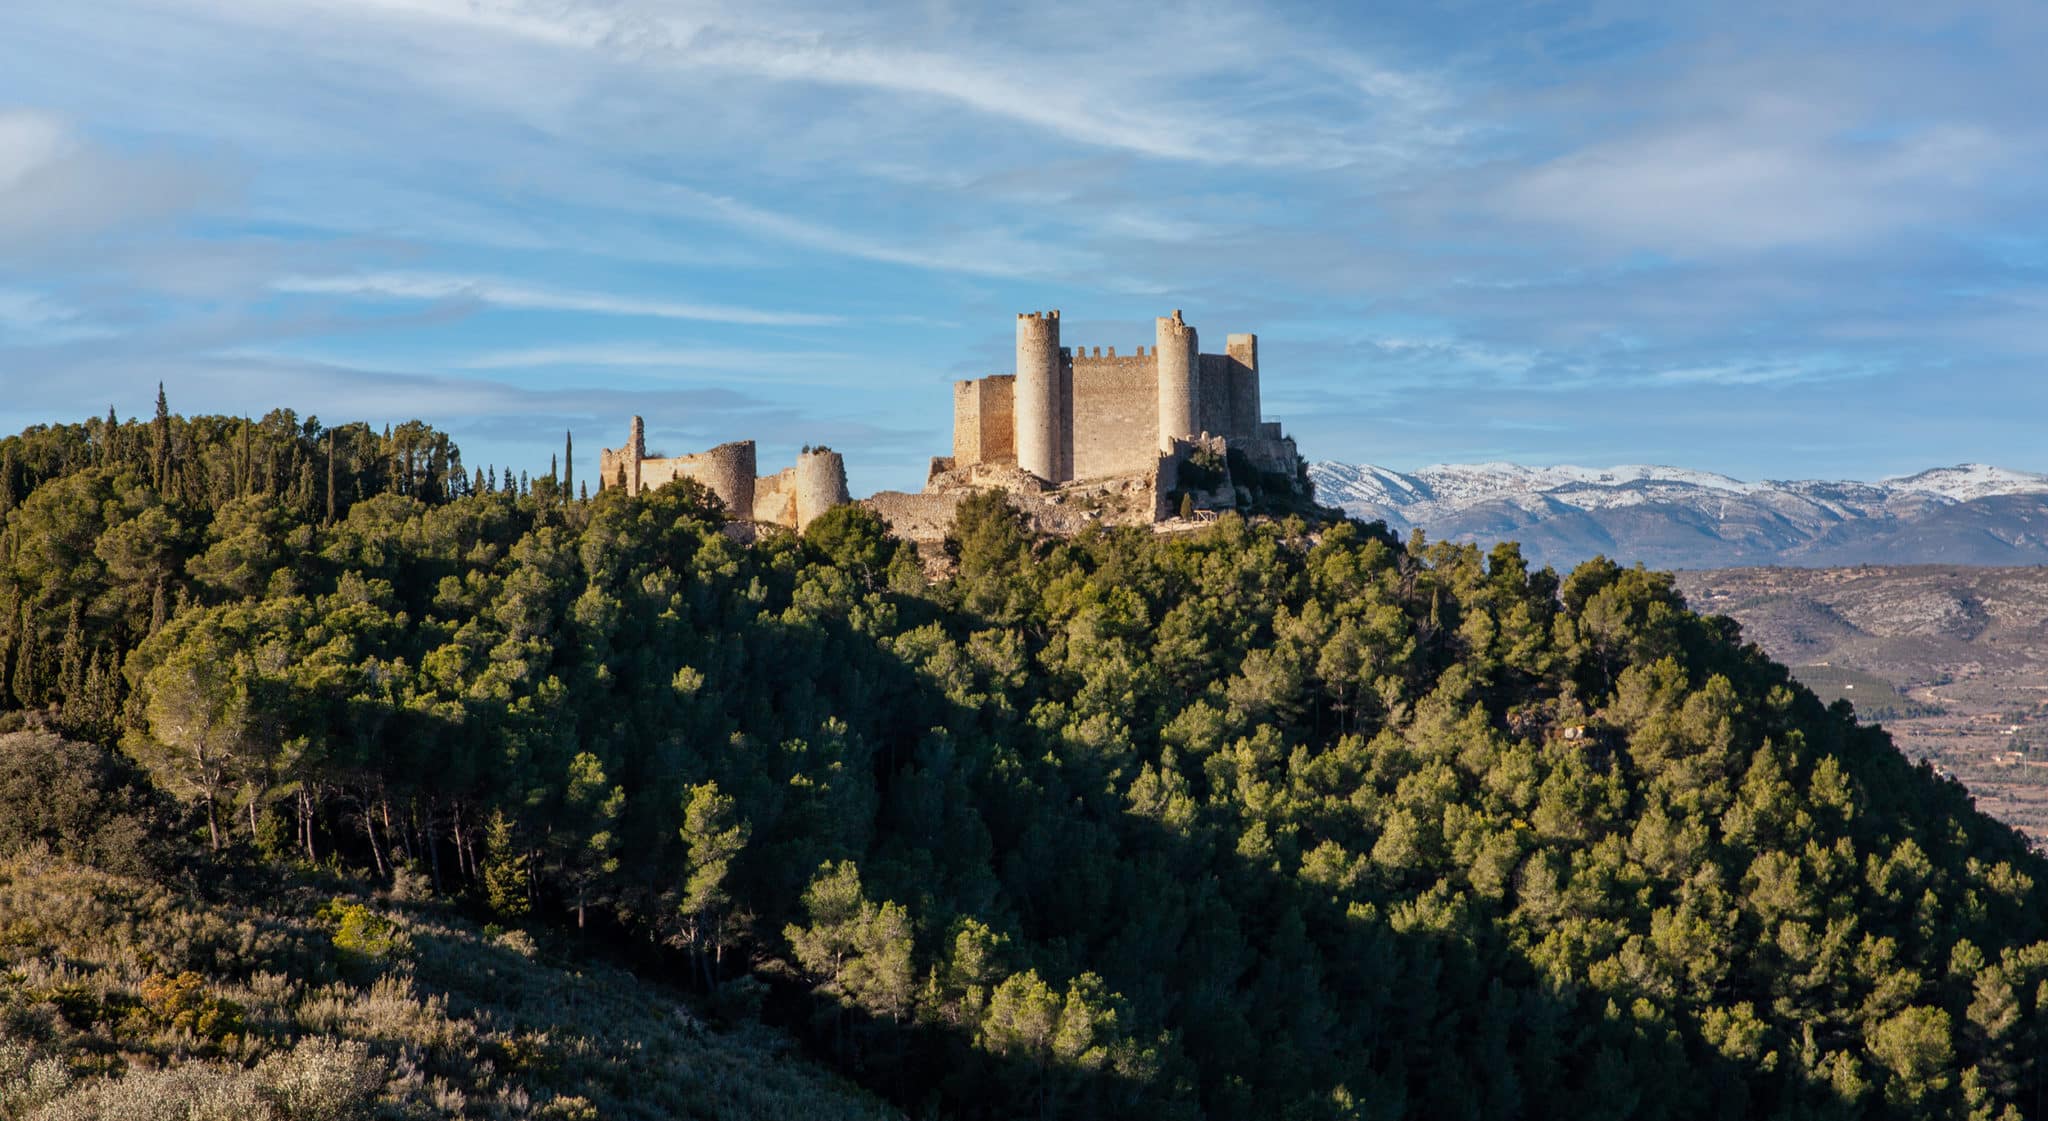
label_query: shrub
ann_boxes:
[0,1038,73,1117]
[26,1063,274,1121]
[137,972,246,1041]
[314,901,406,965]
[256,1036,385,1121]
[0,732,171,876]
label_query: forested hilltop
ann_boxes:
[3,403,2047,1120]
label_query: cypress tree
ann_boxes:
[0,445,17,515]
[11,605,42,709]
[564,430,574,502]
[56,602,85,702]
[473,466,486,496]
[325,428,337,525]
[0,594,14,704]
[151,383,171,490]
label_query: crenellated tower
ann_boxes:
[1015,311,1061,483]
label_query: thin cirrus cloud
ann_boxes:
[272,272,844,327]
[460,344,855,376]
[233,0,1436,169]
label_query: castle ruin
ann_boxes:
[591,307,1302,544]
[596,417,851,532]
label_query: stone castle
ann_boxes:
[942,308,1298,489]
[596,418,850,532]
[594,307,1301,541]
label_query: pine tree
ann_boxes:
[482,809,533,919]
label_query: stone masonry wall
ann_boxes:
[1068,352,1161,481]
[953,376,1015,468]
[1197,354,1237,440]
[635,440,757,519]
[754,467,797,526]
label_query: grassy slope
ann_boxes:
[0,854,892,1120]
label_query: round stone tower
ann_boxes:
[1014,310,1061,484]
[794,448,850,531]
[700,440,757,520]
[1156,309,1198,450]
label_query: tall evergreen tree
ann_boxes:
[325,428,337,525]
[150,383,171,490]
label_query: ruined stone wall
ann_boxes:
[862,490,968,545]
[597,416,649,493]
[952,375,1015,468]
[1068,351,1161,481]
[794,449,850,531]
[635,440,756,519]
[753,467,797,526]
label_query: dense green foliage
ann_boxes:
[4,406,2048,1119]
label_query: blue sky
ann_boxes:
[1,0,2043,494]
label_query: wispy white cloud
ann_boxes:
[461,343,853,375]
[179,0,1450,169]
[273,271,842,326]
[0,287,109,342]
[1498,116,2012,255]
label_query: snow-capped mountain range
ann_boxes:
[1309,462,2048,569]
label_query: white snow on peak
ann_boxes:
[1310,460,2048,521]
[1881,464,2048,503]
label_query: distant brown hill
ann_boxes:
[1675,565,2048,843]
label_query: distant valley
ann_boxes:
[1674,565,2048,844]
[1311,461,2048,569]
